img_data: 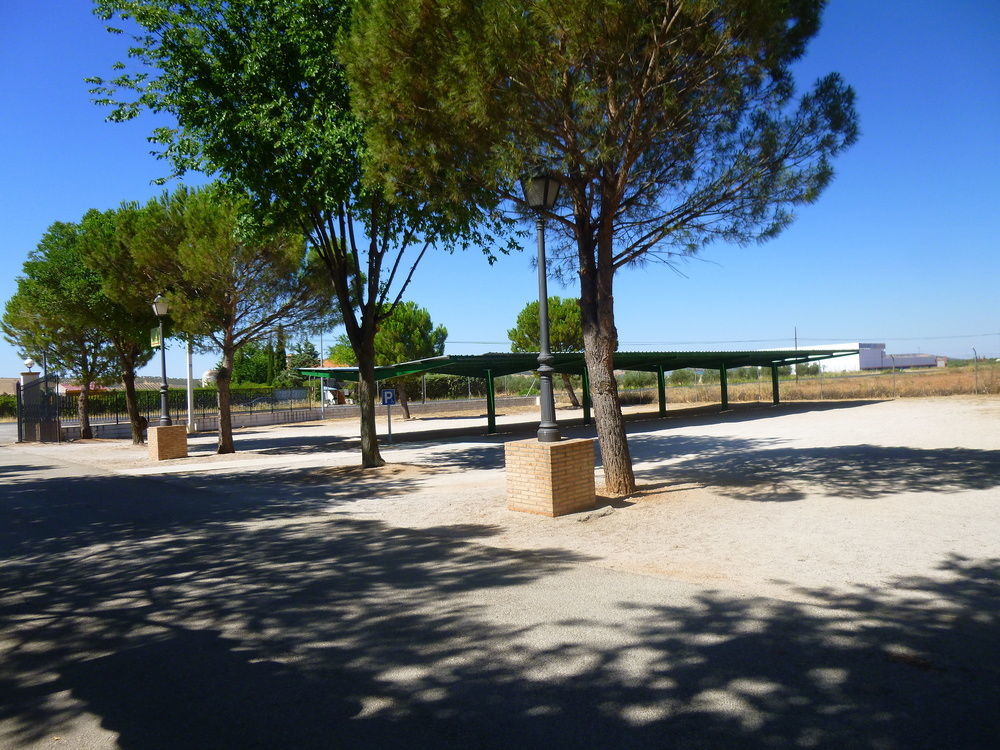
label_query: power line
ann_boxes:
[452,331,1000,347]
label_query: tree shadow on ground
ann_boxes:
[0,456,430,561]
[224,431,355,456]
[1,457,995,748]
[626,435,1000,501]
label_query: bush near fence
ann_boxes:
[0,393,16,420]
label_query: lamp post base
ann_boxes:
[148,424,188,461]
[505,437,596,517]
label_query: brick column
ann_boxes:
[148,424,188,461]
[505,438,596,517]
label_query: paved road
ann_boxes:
[1,444,997,749]
[0,423,17,445]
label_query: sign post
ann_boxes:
[381,388,397,444]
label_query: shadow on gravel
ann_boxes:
[1,460,996,749]
[0,459,425,561]
[227,432,354,456]
[629,438,1000,501]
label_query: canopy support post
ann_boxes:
[720,365,729,411]
[657,365,667,417]
[582,366,592,426]
[771,364,781,405]
[486,369,496,434]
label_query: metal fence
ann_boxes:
[56,387,312,427]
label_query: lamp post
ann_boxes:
[23,358,34,372]
[520,171,562,442]
[151,294,172,426]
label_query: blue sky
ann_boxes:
[2,1,998,380]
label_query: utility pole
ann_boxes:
[794,326,799,382]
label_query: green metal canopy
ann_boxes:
[298,348,858,382]
[299,348,857,435]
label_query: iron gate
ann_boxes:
[16,375,61,443]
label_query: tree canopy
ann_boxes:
[128,184,326,453]
[90,0,508,466]
[346,0,859,493]
[2,222,121,438]
[508,297,583,354]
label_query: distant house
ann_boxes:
[817,343,947,372]
[57,382,112,395]
[0,378,19,396]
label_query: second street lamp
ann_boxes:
[520,171,562,442]
[151,294,172,426]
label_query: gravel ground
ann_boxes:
[2,396,998,748]
[10,396,998,604]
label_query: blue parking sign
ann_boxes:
[381,388,397,406]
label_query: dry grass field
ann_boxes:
[629,363,1000,406]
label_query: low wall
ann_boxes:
[59,396,540,440]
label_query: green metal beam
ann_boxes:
[485,369,496,434]
[657,365,666,417]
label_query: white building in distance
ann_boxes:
[813,343,947,372]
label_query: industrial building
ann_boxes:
[814,343,947,372]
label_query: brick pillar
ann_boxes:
[148,424,188,460]
[505,438,596,517]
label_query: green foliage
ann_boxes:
[348,0,858,269]
[669,369,698,386]
[421,375,487,400]
[122,183,327,452]
[128,184,323,353]
[90,0,503,463]
[273,339,321,388]
[796,363,821,377]
[2,222,119,387]
[616,371,656,390]
[328,301,447,401]
[228,342,272,385]
[508,297,583,353]
[0,393,17,420]
[328,301,447,367]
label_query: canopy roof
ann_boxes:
[298,348,858,382]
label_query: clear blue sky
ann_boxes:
[2,1,998,381]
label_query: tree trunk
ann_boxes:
[577,225,635,496]
[122,367,144,445]
[560,372,581,408]
[398,382,411,420]
[216,348,236,454]
[78,381,93,440]
[357,357,385,467]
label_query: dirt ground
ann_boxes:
[11,396,999,605]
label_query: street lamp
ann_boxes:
[23,358,34,372]
[151,294,172,426]
[520,171,562,442]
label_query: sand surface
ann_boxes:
[11,396,999,604]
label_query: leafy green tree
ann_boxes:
[346,0,859,494]
[129,184,327,454]
[228,342,272,386]
[2,223,119,438]
[89,0,503,468]
[273,340,320,389]
[329,301,447,418]
[508,297,583,407]
[77,205,161,443]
